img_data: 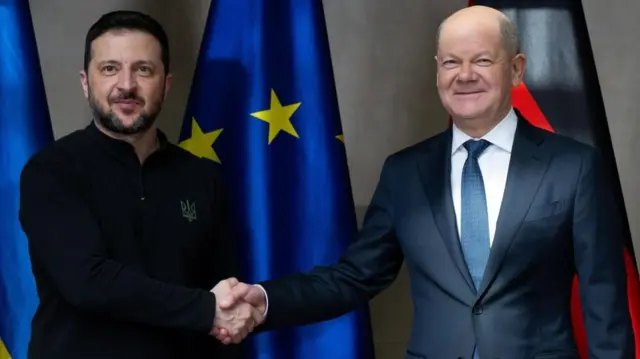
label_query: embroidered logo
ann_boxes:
[181,200,197,222]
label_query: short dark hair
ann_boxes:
[84,10,170,74]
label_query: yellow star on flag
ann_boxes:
[250,89,301,144]
[0,340,10,359]
[179,117,223,163]
[336,134,344,143]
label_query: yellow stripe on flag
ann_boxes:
[0,338,11,359]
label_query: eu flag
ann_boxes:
[178,1,375,358]
[0,1,53,359]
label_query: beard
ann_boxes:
[88,85,164,135]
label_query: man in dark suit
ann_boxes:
[213,5,634,359]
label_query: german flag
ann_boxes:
[462,0,640,357]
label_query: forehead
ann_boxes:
[437,20,503,57]
[90,30,162,63]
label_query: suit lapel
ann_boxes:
[418,129,475,293]
[477,117,550,296]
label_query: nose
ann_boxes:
[457,62,478,83]
[116,68,137,91]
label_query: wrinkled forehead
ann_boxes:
[437,20,504,58]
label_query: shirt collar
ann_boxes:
[451,107,518,155]
[87,120,169,163]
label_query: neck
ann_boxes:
[453,106,511,138]
[94,120,159,163]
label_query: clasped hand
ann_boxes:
[210,277,266,344]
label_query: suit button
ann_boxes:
[473,304,483,314]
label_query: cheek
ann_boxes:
[139,80,165,99]
[140,89,162,106]
[437,72,456,92]
[91,89,111,105]
[483,69,510,89]
[89,80,116,101]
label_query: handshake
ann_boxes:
[209,277,267,344]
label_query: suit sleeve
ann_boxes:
[572,148,635,359]
[19,155,216,333]
[258,156,405,329]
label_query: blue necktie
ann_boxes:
[460,139,491,359]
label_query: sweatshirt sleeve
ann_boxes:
[19,153,216,333]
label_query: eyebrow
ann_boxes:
[96,60,157,67]
[439,51,495,60]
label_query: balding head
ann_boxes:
[433,5,526,136]
[436,6,519,57]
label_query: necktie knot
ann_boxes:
[463,139,491,159]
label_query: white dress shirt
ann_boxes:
[450,108,518,246]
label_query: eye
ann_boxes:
[137,65,153,76]
[441,60,459,69]
[476,58,493,66]
[101,65,118,75]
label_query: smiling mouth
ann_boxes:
[455,91,483,95]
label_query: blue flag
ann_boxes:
[0,1,53,358]
[178,1,375,358]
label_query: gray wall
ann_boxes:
[581,0,640,258]
[28,0,640,358]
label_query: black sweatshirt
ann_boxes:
[19,122,240,359]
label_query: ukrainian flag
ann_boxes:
[0,1,53,358]
[178,1,375,358]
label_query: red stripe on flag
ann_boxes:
[511,83,553,132]
[570,277,586,358]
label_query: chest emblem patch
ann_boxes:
[181,200,197,222]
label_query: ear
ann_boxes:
[510,53,526,87]
[163,73,173,101]
[79,70,89,99]
[434,56,440,86]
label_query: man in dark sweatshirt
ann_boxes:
[18,10,262,359]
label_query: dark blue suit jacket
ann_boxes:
[260,113,634,359]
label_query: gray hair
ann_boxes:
[499,15,520,56]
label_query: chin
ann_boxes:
[450,100,493,117]
[114,112,141,125]
[449,108,487,120]
[116,120,139,129]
